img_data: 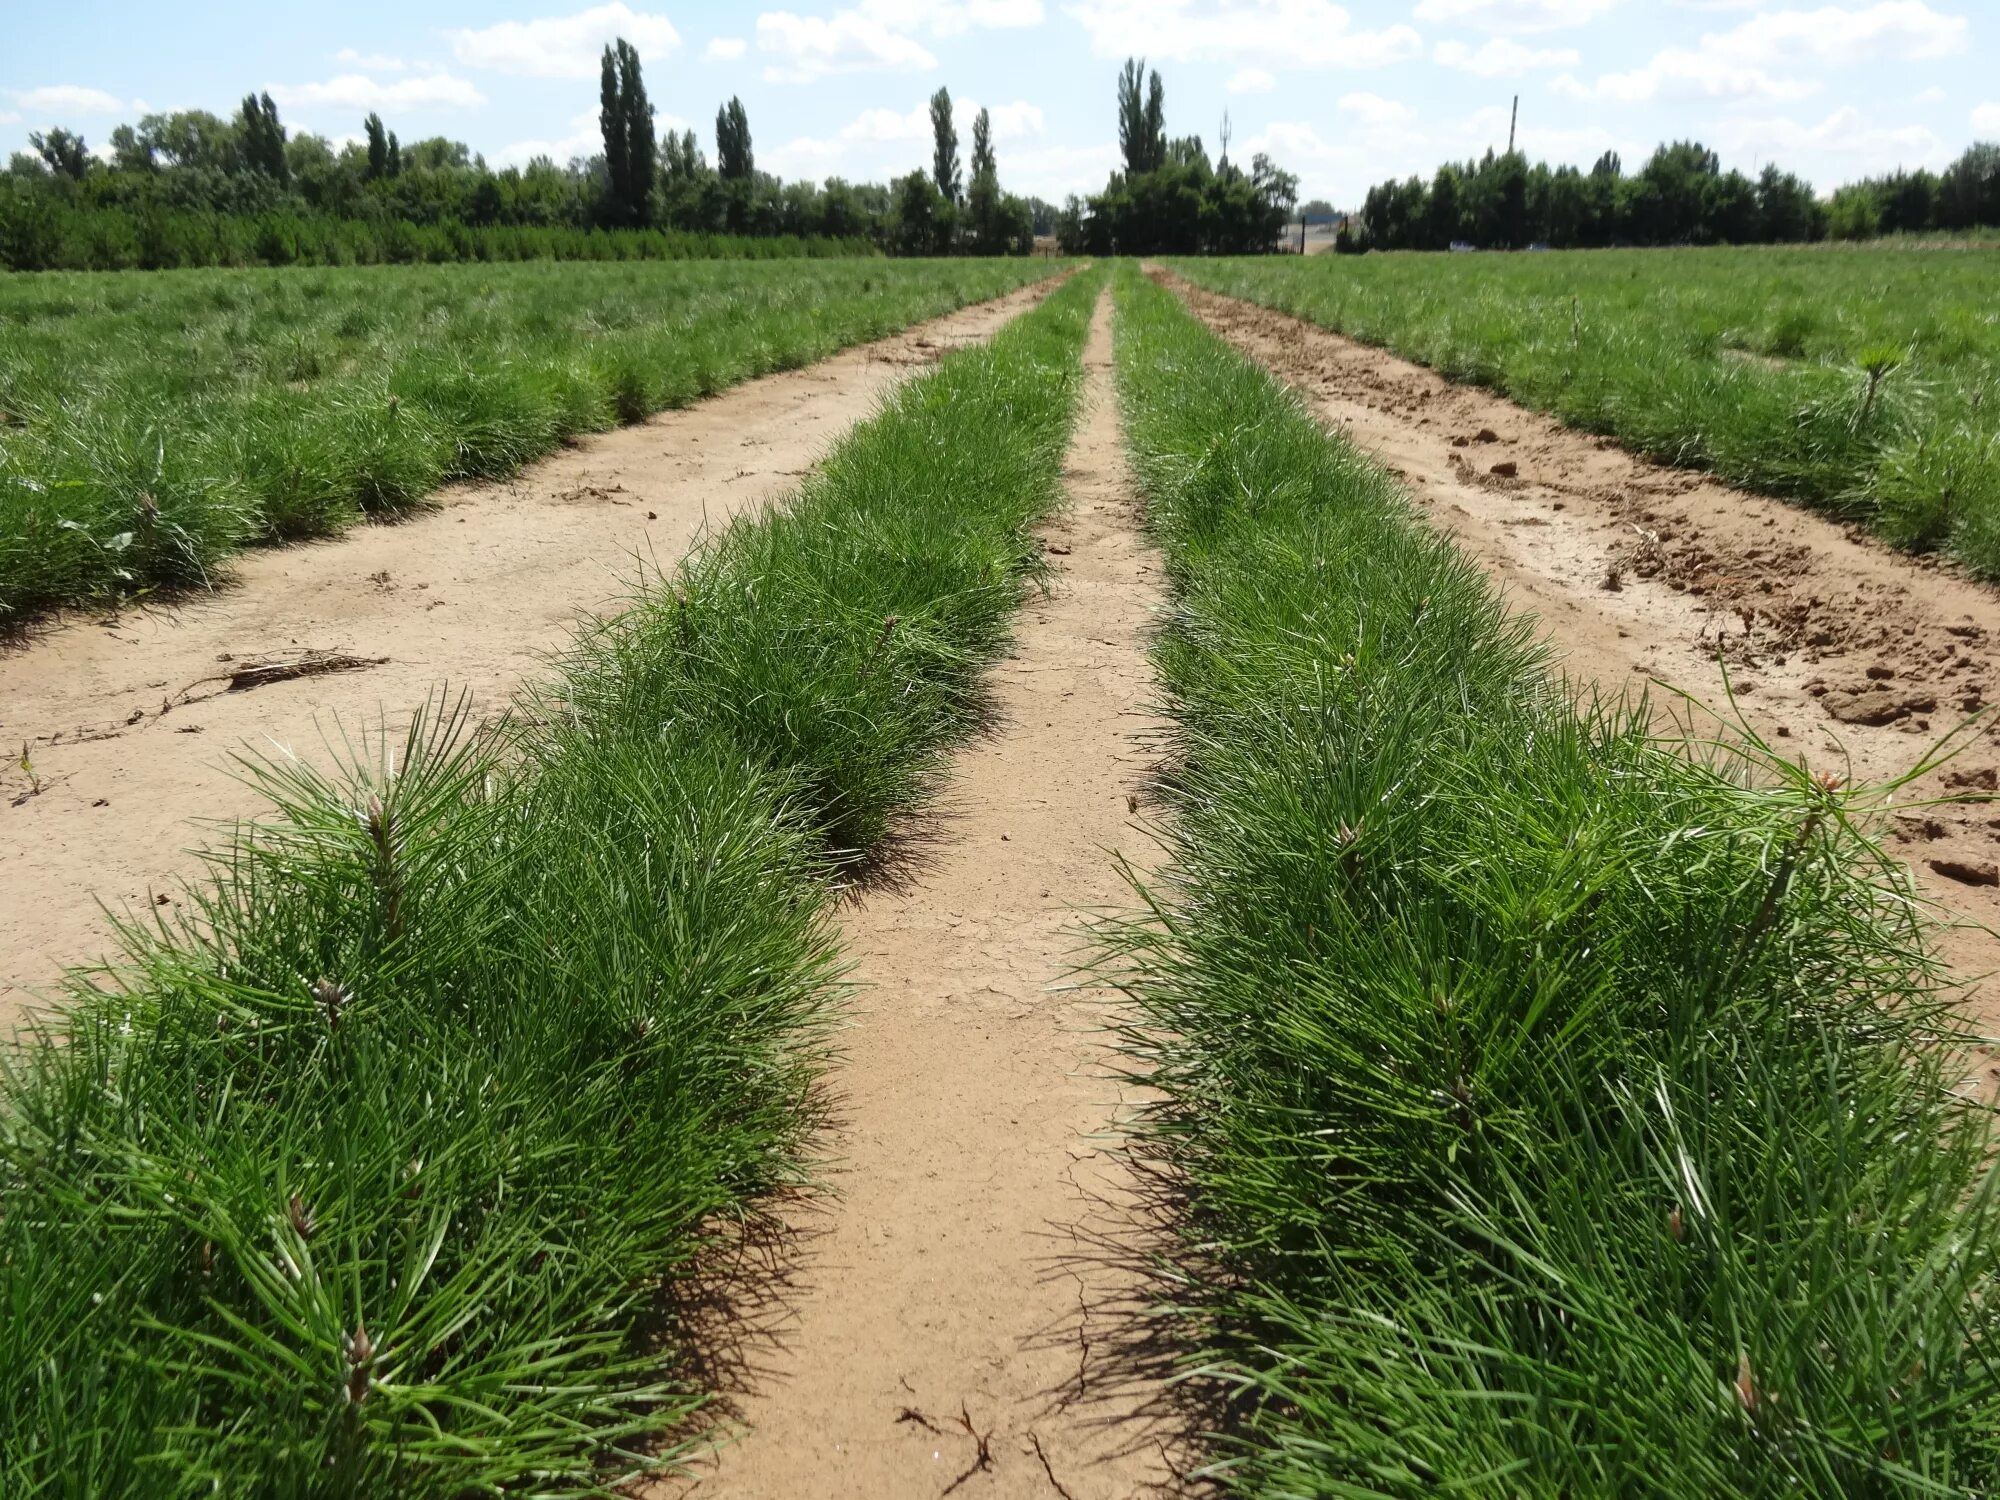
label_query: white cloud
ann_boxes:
[496,104,687,166]
[754,0,1042,81]
[1413,0,1613,31]
[1433,36,1580,73]
[449,4,682,80]
[1717,1,1965,64]
[1913,84,1945,104]
[1553,49,1814,102]
[1228,67,1277,93]
[334,48,408,71]
[1553,3,1962,105]
[1338,91,1414,126]
[267,73,487,111]
[1973,102,2000,133]
[1063,0,1424,68]
[0,111,19,126]
[848,0,1045,32]
[764,94,1048,185]
[1714,105,1943,175]
[6,85,127,116]
[757,11,938,80]
[495,109,604,166]
[705,36,749,60]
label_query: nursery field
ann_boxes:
[0,256,1056,624]
[7,250,2000,1499]
[1172,246,2000,577]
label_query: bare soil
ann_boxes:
[1162,271,2000,1038]
[652,294,1186,1497]
[0,282,1052,1033]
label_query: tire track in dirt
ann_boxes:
[1160,269,2000,1043]
[0,280,1056,1034]
[651,292,1188,1497]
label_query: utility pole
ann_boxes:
[1508,94,1518,155]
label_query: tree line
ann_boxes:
[1352,138,2000,252]
[1053,60,1298,255]
[0,39,1063,271]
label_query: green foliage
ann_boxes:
[930,87,961,204]
[0,257,1060,623]
[1172,247,2000,576]
[1068,60,1296,254]
[0,266,1102,1494]
[598,39,656,227]
[715,97,753,183]
[1108,263,2000,1497]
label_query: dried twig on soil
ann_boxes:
[941,1403,997,1496]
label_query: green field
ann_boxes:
[0,257,1056,625]
[1110,263,2000,1495]
[0,269,1101,1494]
[1171,247,2000,576]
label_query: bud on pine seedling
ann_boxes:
[1668,1204,1684,1242]
[288,1191,317,1241]
[343,1321,375,1406]
[312,978,350,1031]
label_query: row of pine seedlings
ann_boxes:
[1106,265,2000,1497]
[0,267,1099,1494]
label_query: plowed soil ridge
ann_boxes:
[1160,269,2000,1035]
[653,293,1186,1497]
[0,281,1053,1032]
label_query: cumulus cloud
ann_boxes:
[705,36,749,60]
[268,73,487,111]
[757,11,938,80]
[764,95,1047,183]
[1718,1,1965,64]
[1063,0,1423,68]
[1228,67,1277,93]
[1973,102,2000,133]
[1555,2,1966,103]
[6,85,128,116]
[334,48,408,71]
[496,104,688,166]
[1713,105,1944,176]
[449,4,681,80]
[1413,0,1613,31]
[1338,91,1414,126]
[755,0,1042,81]
[1433,36,1580,74]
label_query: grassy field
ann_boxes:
[0,267,1101,1495]
[1111,263,2000,1494]
[1170,247,2000,578]
[0,256,1058,625]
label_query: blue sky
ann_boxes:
[3,1,1993,207]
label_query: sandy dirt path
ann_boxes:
[0,281,1053,1032]
[1162,271,2000,1032]
[654,293,1184,1498]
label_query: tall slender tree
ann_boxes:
[930,87,961,203]
[716,97,753,181]
[598,39,658,226]
[238,93,289,183]
[600,44,631,217]
[364,113,389,181]
[28,128,89,180]
[1117,58,1165,175]
[970,107,995,184]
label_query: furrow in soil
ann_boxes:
[0,282,1053,1032]
[655,291,1185,1498]
[1159,267,2000,1047]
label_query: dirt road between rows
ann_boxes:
[0,279,1055,1034]
[1162,271,2000,1038]
[653,293,1185,1497]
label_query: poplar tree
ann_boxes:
[364,113,389,181]
[716,97,752,181]
[598,39,658,226]
[930,87,960,203]
[238,92,289,184]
